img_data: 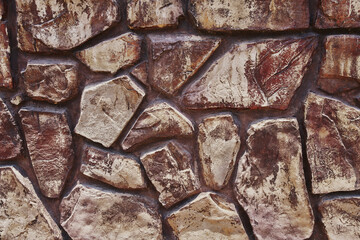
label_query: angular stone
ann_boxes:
[127,0,183,29]
[60,184,162,240]
[16,0,119,52]
[10,93,24,106]
[22,59,79,104]
[80,145,146,189]
[305,93,360,194]
[0,166,62,239]
[75,75,145,148]
[140,141,200,208]
[19,108,74,198]
[167,192,248,240]
[131,61,148,86]
[76,33,141,74]
[147,34,221,95]
[122,102,194,150]
[183,36,317,110]
[188,0,309,31]
[0,22,12,89]
[234,118,314,240]
[198,114,240,190]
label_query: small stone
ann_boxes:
[147,34,220,95]
[22,59,79,104]
[122,102,194,150]
[140,141,200,208]
[131,61,148,86]
[76,33,141,74]
[19,108,74,198]
[75,75,145,148]
[10,94,24,106]
[183,36,317,110]
[0,166,62,240]
[198,114,240,190]
[80,145,146,189]
[235,118,314,240]
[60,184,163,240]
[127,0,183,29]
[0,22,12,89]
[166,192,249,240]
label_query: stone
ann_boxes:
[198,114,240,190]
[234,118,314,240]
[22,59,79,104]
[0,166,62,240]
[140,141,200,208]
[60,184,162,240]
[188,0,309,32]
[147,34,221,96]
[19,108,74,198]
[319,197,360,240]
[127,0,183,29]
[80,145,146,189]
[0,0,4,20]
[0,22,12,89]
[305,93,360,194]
[122,102,194,150]
[166,192,249,240]
[183,36,317,110]
[75,75,145,148]
[16,0,119,52]
[76,33,141,74]
[10,94,24,106]
[131,61,148,86]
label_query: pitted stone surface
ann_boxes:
[0,22,12,89]
[131,61,148,86]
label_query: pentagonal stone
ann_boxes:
[0,22,12,89]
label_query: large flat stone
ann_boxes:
[0,22,12,89]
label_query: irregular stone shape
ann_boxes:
[305,93,360,194]
[22,59,79,104]
[19,108,74,198]
[0,166,62,239]
[183,36,317,110]
[0,22,12,89]
[198,114,240,190]
[167,192,248,240]
[140,141,200,208]
[319,197,360,240]
[60,184,162,240]
[122,102,194,150]
[75,75,145,148]
[80,145,146,189]
[127,0,183,29]
[76,33,141,74]
[10,93,24,106]
[131,61,148,86]
[16,0,119,52]
[188,0,309,31]
[147,34,221,95]
[235,118,314,240]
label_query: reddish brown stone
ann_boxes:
[131,61,148,86]
[0,0,4,20]
[0,22,12,89]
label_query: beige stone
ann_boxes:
[0,22,12,89]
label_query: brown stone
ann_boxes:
[19,108,74,198]
[235,118,314,240]
[183,36,317,110]
[140,141,200,208]
[131,61,148,86]
[0,0,4,20]
[147,34,221,96]
[0,22,12,89]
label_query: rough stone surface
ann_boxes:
[60,184,163,240]
[198,114,240,190]
[10,93,24,106]
[75,75,145,148]
[140,141,200,208]
[76,33,141,74]
[183,36,317,110]
[0,166,62,240]
[131,61,148,85]
[0,0,4,20]
[167,192,249,240]
[80,145,146,189]
[235,118,314,240]
[147,34,221,96]
[0,22,12,89]
[19,108,74,198]
[127,0,183,29]
[122,102,194,150]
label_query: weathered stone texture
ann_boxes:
[131,61,148,86]
[0,22,12,89]
[235,118,314,240]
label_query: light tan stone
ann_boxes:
[0,22,12,89]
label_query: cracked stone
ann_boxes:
[75,75,145,148]
[183,36,317,110]
[60,184,162,240]
[166,192,248,240]
[0,22,12,89]
[198,114,240,190]
[147,34,221,96]
[140,141,200,208]
[235,118,314,240]
[19,108,74,198]
[131,61,148,86]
